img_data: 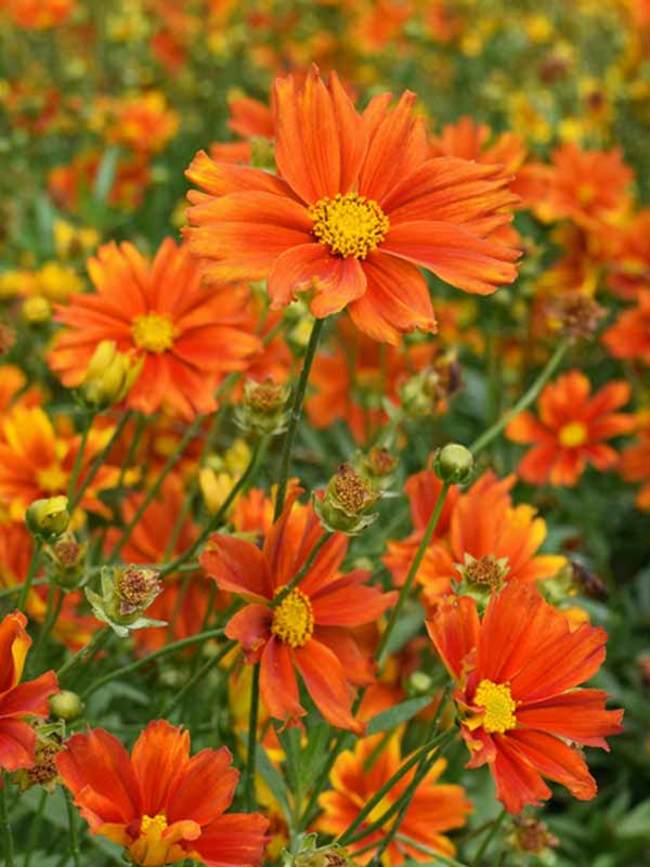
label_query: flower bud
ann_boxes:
[314,463,380,535]
[25,495,70,542]
[50,689,84,721]
[85,565,165,637]
[434,443,474,484]
[81,339,142,409]
[235,378,290,437]
[509,815,558,855]
[358,446,397,492]
[44,533,87,588]
[399,356,461,418]
[294,842,356,867]
[22,295,51,324]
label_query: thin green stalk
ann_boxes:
[376,481,451,665]
[160,639,236,716]
[159,435,268,580]
[395,834,469,867]
[0,579,47,600]
[109,415,204,561]
[274,316,326,520]
[31,586,64,666]
[70,409,132,512]
[271,531,332,608]
[57,628,111,680]
[82,627,225,698]
[471,808,507,866]
[0,776,15,867]
[244,662,261,810]
[23,789,47,867]
[64,788,82,867]
[470,339,569,456]
[67,414,92,503]
[18,541,43,610]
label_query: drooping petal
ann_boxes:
[225,605,272,662]
[200,534,273,601]
[259,636,305,726]
[426,594,480,680]
[195,812,270,867]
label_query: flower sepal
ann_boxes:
[85,565,165,637]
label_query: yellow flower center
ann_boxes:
[558,421,588,448]
[132,312,176,353]
[140,813,168,835]
[37,464,68,493]
[309,192,389,259]
[474,679,518,734]
[271,589,314,648]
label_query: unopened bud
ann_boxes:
[315,463,380,535]
[85,565,165,637]
[50,690,83,721]
[45,533,87,588]
[399,356,461,418]
[434,443,473,484]
[81,340,142,409]
[510,815,558,855]
[26,495,70,542]
[294,844,356,867]
[22,295,51,324]
[235,378,290,436]
[361,446,397,482]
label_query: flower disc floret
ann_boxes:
[309,192,389,259]
[474,679,518,733]
[271,588,314,648]
[132,312,176,353]
[558,421,588,448]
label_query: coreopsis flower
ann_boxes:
[0,611,59,772]
[606,210,650,298]
[186,67,519,344]
[430,116,527,176]
[200,491,396,731]
[620,412,650,510]
[210,94,274,164]
[96,91,179,155]
[0,405,119,520]
[602,290,650,366]
[426,581,623,813]
[384,471,564,605]
[56,720,269,867]
[2,0,75,29]
[49,150,151,213]
[317,734,471,864]
[506,370,635,486]
[48,239,260,419]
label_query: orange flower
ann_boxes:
[384,470,564,605]
[620,413,650,510]
[506,370,635,486]
[48,151,151,213]
[426,581,623,813]
[430,116,527,176]
[2,0,75,28]
[0,405,119,520]
[100,92,179,155]
[186,68,519,344]
[606,209,650,299]
[48,239,260,420]
[0,611,58,771]
[200,491,396,732]
[317,734,471,864]
[603,289,650,366]
[210,95,274,164]
[56,720,269,866]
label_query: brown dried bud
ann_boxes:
[236,378,290,436]
[14,732,63,792]
[315,463,380,535]
[117,566,162,616]
[511,815,558,854]
[545,291,606,339]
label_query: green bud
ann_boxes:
[49,689,84,721]
[434,443,474,484]
[235,378,290,437]
[25,496,70,542]
[81,340,142,409]
[44,533,87,589]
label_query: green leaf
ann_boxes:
[93,147,121,203]
[256,746,292,822]
[366,695,432,735]
[617,800,650,839]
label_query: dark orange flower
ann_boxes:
[56,720,268,866]
[620,412,650,510]
[0,611,58,771]
[430,116,527,176]
[602,289,650,366]
[186,68,519,344]
[317,734,471,864]
[210,95,274,164]
[384,470,564,605]
[0,405,119,520]
[506,370,635,486]
[48,151,151,213]
[426,581,623,813]
[48,239,260,420]
[3,0,75,29]
[606,210,650,299]
[200,491,396,732]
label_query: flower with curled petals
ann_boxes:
[186,67,519,345]
[200,491,396,732]
[56,720,269,867]
[426,581,623,814]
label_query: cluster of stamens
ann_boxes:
[271,589,314,648]
[309,192,389,259]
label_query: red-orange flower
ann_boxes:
[48,239,260,419]
[317,735,471,864]
[426,581,623,813]
[186,68,519,344]
[210,95,274,164]
[606,209,650,299]
[506,370,635,486]
[0,611,58,771]
[56,720,268,866]
[430,116,527,176]
[602,289,650,366]
[200,491,396,732]
[620,412,650,510]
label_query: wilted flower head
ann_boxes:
[235,377,290,436]
[85,565,165,636]
[315,462,380,534]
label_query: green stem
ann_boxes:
[18,541,43,610]
[376,480,451,665]
[23,788,47,867]
[64,788,82,867]
[273,316,326,521]
[159,435,268,580]
[31,586,64,666]
[57,628,111,679]
[67,414,92,503]
[159,639,236,717]
[0,776,15,867]
[109,415,204,561]
[0,579,47,600]
[82,627,225,698]
[70,409,132,512]
[395,834,469,867]
[271,531,332,608]
[244,662,261,810]
[471,808,507,866]
[470,339,569,456]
